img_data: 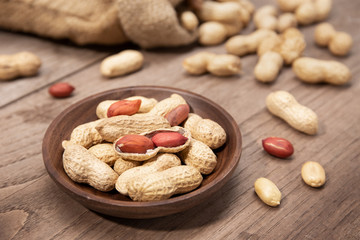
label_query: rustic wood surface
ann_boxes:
[0,0,359,239]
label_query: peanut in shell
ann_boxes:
[65,119,104,149]
[115,153,181,195]
[127,165,203,201]
[184,113,226,149]
[95,114,170,143]
[148,94,187,117]
[178,138,217,175]
[88,143,123,166]
[62,144,118,192]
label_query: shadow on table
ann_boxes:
[95,177,240,231]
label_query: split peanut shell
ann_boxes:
[113,126,191,161]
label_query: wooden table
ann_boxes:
[1,0,359,239]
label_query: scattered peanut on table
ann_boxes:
[266,91,318,135]
[277,0,332,25]
[0,51,41,81]
[226,29,277,56]
[292,57,351,85]
[183,52,241,77]
[254,177,282,207]
[277,13,297,33]
[262,137,294,159]
[254,51,283,83]
[301,161,326,187]
[314,22,353,56]
[254,5,278,31]
[100,50,144,78]
[48,82,75,98]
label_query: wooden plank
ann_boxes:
[0,31,111,107]
[0,0,359,239]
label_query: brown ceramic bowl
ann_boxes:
[42,86,242,219]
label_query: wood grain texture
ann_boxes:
[0,0,359,239]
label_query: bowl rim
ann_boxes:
[42,85,242,208]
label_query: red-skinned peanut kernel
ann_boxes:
[115,134,154,154]
[107,99,141,117]
[48,82,75,98]
[151,132,188,147]
[164,104,190,126]
[262,137,294,158]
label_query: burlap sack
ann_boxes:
[0,0,198,48]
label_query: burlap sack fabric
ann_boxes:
[0,0,197,48]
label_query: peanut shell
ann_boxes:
[178,138,217,175]
[184,113,226,149]
[266,91,318,135]
[125,96,158,113]
[65,119,103,148]
[113,158,141,175]
[148,94,187,117]
[88,143,124,166]
[96,96,157,119]
[113,126,191,161]
[63,144,118,192]
[115,153,181,195]
[127,165,203,201]
[95,114,170,143]
[96,100,117,118]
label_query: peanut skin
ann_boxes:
[292,57,351,85]
[266,91,318,135]
[0,51,41,80]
